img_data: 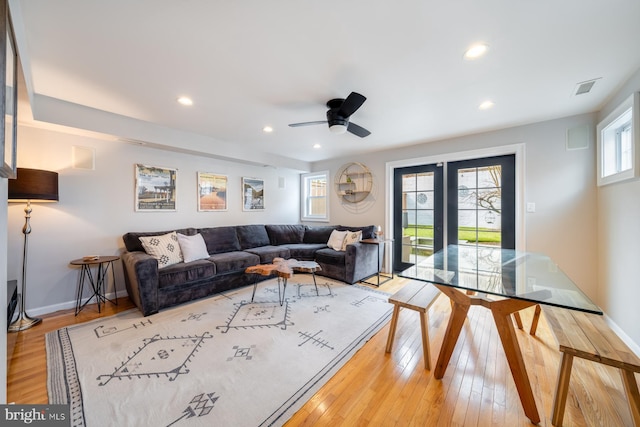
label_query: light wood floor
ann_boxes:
[7,276,637,426]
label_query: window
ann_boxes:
[301,171,329,222]
[597,92,640,186]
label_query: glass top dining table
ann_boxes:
[398,244,602,424]
[399,244,602,315]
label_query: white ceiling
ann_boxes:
[9,0,640,169]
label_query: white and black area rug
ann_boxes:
[46,275,392,426]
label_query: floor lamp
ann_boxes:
[8,168,59,332]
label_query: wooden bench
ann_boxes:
[542,305,640,426]
[385,281,441,370]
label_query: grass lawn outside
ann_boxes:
[403,225,501,244]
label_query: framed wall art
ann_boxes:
[197,172,227,211]
[242,177,264,211]
[135,164,177,211]
[0,0,17,179]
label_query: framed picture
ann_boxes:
[0,0,17,179]
[197,172,227,211]
[242,177,264,211]
[135,164,177,211]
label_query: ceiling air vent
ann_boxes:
[574,78,601,96]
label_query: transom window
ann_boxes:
[602,109,632,178]
[597,92,640,186]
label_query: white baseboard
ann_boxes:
[603,313,640,357]
[25,290,128,318]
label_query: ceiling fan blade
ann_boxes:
[288,121,327,127]
[338,92,366,117]
[347,122,371,138]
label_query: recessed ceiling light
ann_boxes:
[464,43,489,60]
[263,126,274,133]
[313,144,321,149]
[479,100,495,110]
[177,96,193,106]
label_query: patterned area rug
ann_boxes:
[46,275,392,426]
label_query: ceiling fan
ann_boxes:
[288,92,371,137]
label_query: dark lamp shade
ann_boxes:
[8,168,59,202]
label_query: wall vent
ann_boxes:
[574,78,601,96]
[566,125,590,150]
[72,146,95,170]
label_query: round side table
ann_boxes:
[70,256,120,315]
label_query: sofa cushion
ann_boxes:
[139,232,184,269]
[123,228,196,252]
[199,226,241,254]
[315,247,346,266]
[209,251,260,273]
[337,225,376,240]
[177,233,210,263]
[236,225,270,249]
[157,260,216,289]
[265,224,305,245]
[244,246,291,264]
[303,225,337,244]
[281,243,327,261]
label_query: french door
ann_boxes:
[393,154,515,271]
[448,155,516,249]
[393,164,443,271]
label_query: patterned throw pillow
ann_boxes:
[139,231,183,268]
[327,230,348,251]
[341,230,362,250]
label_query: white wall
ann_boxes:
[7,125,301,316]
[597,68,640,347]
[312,113,599,303]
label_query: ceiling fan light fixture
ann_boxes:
[288,92,370,138]
[329,123,348,134]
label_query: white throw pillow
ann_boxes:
[341,230,362,250]
[327,230,348,251]
[177,233,210,263]
[139,231,183,269]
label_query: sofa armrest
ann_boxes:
[121,251,160,316]
[344,242,380,284]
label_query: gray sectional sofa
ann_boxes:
[121,224,380,316]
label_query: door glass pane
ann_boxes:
[416,173,433,191]
[404,193,416,209]
[478,167,501,188]
[458,168,477,188]
[402,174,416,191]
[477,188,501,210]
[458,165,502,247]
[458,188,476,209]
[416,190,433,209]
[401,171,435,265]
